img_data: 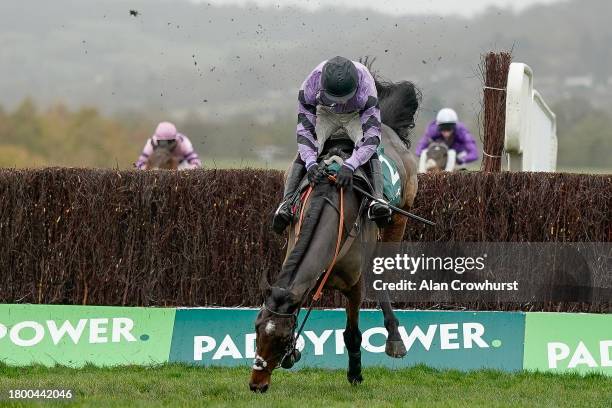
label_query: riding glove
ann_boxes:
[336,165,354,190]
[457,151,467,164]
[307,163,326,186]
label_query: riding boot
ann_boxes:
[367,157,393,228]
[272,161,306,234]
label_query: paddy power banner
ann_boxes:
[0,304,610,376]
[168,309,525,371]
[523,313,612,375]
[0,304,175,367]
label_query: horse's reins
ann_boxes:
[295,186,313,237]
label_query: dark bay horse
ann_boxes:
[249,69,420,393]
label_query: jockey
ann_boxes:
[272,56,392,234]
[135,121,202,169]
[415,108,478,165]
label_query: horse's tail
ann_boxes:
[277,182,333,287]
[360,56,421,148]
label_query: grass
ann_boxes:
[556,166,612,175]
[0,364,610,407]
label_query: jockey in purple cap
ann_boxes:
[271,56,392,234]
[415,108,478,166]
[135,121,202,169]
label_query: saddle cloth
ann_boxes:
[295,143,401,207]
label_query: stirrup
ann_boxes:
[368,201,392,228]
[272,200,293,234]
[368,200,391,217]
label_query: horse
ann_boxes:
[418,141,456,173]
[144,147,180,170]
[249,63,420,393]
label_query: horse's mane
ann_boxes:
[360,56,421,148]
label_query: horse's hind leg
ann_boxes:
[379,214,408,358]
[342,276,364,384]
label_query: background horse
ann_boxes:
[249,64,420,393]
[418,141,457,172]
[144,147,179,170]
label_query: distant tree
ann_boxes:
[554,98,612,170]
[8,98,45,155]
[0,99,141,168]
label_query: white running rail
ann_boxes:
[504,62,557,171]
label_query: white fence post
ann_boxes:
[504,63,557,171]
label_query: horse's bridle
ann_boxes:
[252,303,300,373]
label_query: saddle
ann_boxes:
[290,136,372,259]
[295,136,373,195]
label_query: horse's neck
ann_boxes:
[278,187,362,303]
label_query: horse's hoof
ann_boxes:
[385,339,407,358]
[249,383,269,393]
[347,372,363,384]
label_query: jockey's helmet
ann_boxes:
[154,121,177,141]
[436,108,458,126]
[320,56,358,105]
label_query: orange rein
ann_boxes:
[294,186,313,237]
[293,176,345,302]
[313,182,343,301]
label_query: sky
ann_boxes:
[197,0,564,17]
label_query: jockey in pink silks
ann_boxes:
[135,121,202,169]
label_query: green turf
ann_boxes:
[0,364,610,407]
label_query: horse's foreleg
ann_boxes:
[379,290,407,358]
[379,214,408,358]
[342,276,363,384]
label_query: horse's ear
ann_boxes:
[359,55,376,72]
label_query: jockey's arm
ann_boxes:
[177,134,202,168]
[457,126,479,164]
[135,138,154,169]
[343,83,382,171]
[415,122,437,157]
[415,134,431,157]
[296,75,319,170]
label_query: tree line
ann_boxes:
[0,97,610,172]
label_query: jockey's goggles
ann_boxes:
[438,123,456,132]
[156,139,177,149]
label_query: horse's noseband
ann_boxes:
[252,346,300,372]
[252,354,269,371]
